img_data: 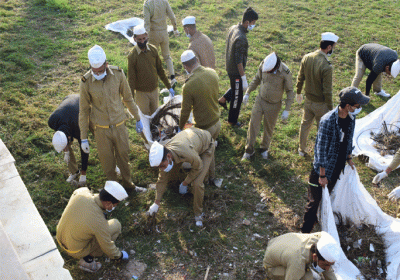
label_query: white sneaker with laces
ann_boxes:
[241,152,254,161]
[195,214,204,227]
[298,149,306,157]
[135,186,147,193]
[78,175,86,186]
[66,172,79,183]
[115,166,121,176]
[261,150,268,159]
[374,90,390,98]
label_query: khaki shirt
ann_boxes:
[263,232,337,280]
[247,61,294,111]
[79,66,140,139]
[143,0,177,32]
[56,187,121,259]
[296,50,333,110]
[188,31,216,69]
[179,66,220,130]
[155,128,213,199]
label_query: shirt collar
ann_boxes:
[135,44,151,54]
[318,50,330,61]
[238,23,248,33]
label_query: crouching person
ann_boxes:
[263,231,340,280]
[56,181,130,272]
[147,128,215,227]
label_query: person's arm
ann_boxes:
[388,148,400,172]
[246,63,262,94]
[322,269,338,280]
[179,85,192,130]
[365,71,378,96]
[284,70,295,111]
[93,220,121,259]
[314,119,332,184]
[79,81,91,139]
[143,3,151,34]
[127,52,136,98]
[296,58,306,95]
[119,69,140,121]
[322,66,333,110]
[155,49,171,88]
[165,0,177,30]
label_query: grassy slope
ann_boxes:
[1,0,400,279]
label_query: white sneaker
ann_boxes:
[241,152,254,161]
[298,150,306,157]
[374,90,390,98]
[115,166,121,176]
[66,171,79,183]
[261,150,268,159]
[135,186,147,193]
[78,175,86,186]
[195,214,204,227]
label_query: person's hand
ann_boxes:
[319,177,328,187]
[173,29,180,36]
[179,182,188,194]
[242,93,250,105]
[136,120,143,133]
[81,139,90,154]
[64,151,70,163]
[372,171,388,184]
[388,186,400,202]
[146,203,159,216]
[281,110,289,121]
[241,75,248,92]
[169,88,175,98]
[296,94,303,104]
[347,159,355,170]
[120,251,129,261]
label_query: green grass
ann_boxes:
[2,0,400,279]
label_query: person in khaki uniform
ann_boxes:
[56,181,130,272]
[143,0,179,84]
[79,45,145,192]
[297,32,339,156]
[127,25,174,116]
[241,52,294,160]
[182,16,216,69]
[146,128,215,226]
[179,50,220,183]
[263,231,340,280]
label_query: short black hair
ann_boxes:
[311,244,326,261]
[182,56,198,67]
[242,7,258,23]
[99,189,119,204]
[320,40,335,50]
[161,147,170,162]
[274,55,281,70]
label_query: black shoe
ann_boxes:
[230,122,244,128]
[219,101,228,110]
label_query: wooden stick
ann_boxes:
[204,265,210,280]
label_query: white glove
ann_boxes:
[78,175,86,187]
[179,183,188,194]
[81,139,90,154]
[241,75,248,91]
[64,151,70,163]
[242,93,250,105]
[147,203,159,216]
[121,250,129,260]
[296,94,303,104]
[388,186,400,201]
[281,110,289,121]
[173,29,180,36]
[372,171,388,184]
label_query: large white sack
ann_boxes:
[353,90,400,172]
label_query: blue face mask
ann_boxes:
[106,206,116,213]
[247,24,255,31]
[186,33,191,38]
[350,107,362,116]
[92,70,107,80]
[312,262,325,273]
[164,159,174,172]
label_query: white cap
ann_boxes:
[182,16,196,26]
[104,181,128,201]
[391,59,400,78]
[181,50,196,63]
[317,231,341,263]
[52,131,68,153]
[321,32,339,43]
[262,52,278,72]
[88,45,106,68]
[133,25,146,36]
[149,141,164,167]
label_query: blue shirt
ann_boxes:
[313,106,355,180]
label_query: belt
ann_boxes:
[57,238,82,254]
[95,120,125,129]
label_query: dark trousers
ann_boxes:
[301,165,345,233]
[77,139,89,171]
[223,75,243,124]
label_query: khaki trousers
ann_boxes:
[67,142,79,174]
[245,97,281,154]
[135,88,159,116]
[201,120,221,180]
[94,124,133,190]
[351,50,382,92]
[148,30,174,76]
[68,219,121,259]
[298,98,328,153]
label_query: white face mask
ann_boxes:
[312,263,325,273]
[92,70,107,80]
[247,24,255,31]
[106,206,116,212]
[164,159,174,172]
[350,107,362,116]
[186,33,191,38]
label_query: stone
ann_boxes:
[121,260,147,280]
[242,219,251,226]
